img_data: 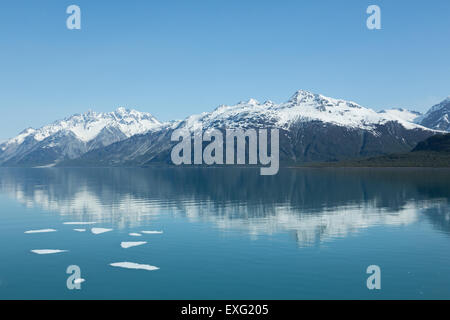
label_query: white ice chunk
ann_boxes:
[141,230,163,234]
[64,222,97,225]
[91,228,113,234]
[110,262,159,271]
[31,249,68,255]
[25,229,57,234]
[121,241,147,249]
[129,233,142,237]
[74,229,86,232]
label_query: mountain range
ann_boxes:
[1,90,449,167]
[0,108,163,167]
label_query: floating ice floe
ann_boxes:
[25,229,57,234]
[129,233,142,237]
[121,241,147,249]
[110,262,159,271]
[64,222,97,225]
[74,229,86,232]
[31,249,68,255]
[74,278,85,284]
[141,230,163,234]
[91,228,113,234]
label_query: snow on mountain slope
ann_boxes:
[377,108,421,123]
[5,107,162,147]
[177,90,431,133]
[416,97,450,132]
[275,91,427,131]
[0,108,164,165]
[5,128,37,146]
[0,90,441,167]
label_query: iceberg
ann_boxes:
[31,249,68,255]
[25,229,57,234]
[91,228,113,234]
[129,233,142,237]
[64,222,97,225]
[120,241,147,249]
[110,262,159,271]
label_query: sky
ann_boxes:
[1,0,450,141]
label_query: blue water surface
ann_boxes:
[0,167,449,299]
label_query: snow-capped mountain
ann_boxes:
[378,108,422,123]
[0,108,164,166]
[416,97,450,132]
[1,90,444,167]
[178,90,428,132]
[63,90,437,167]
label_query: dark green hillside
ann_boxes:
[303,134,450,167]
[413,133,450,152]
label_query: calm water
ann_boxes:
[0,167,449,299]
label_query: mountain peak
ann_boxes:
[287,90,316,104]
[415,96,450,131]
[5,107,163,146]
[237,98,260,106]
[115,106,129,114]
[427,97,450,114]
[18,127,36,135]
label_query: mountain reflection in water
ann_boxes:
[0,167,448,246]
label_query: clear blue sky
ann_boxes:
[1,0,450,140]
